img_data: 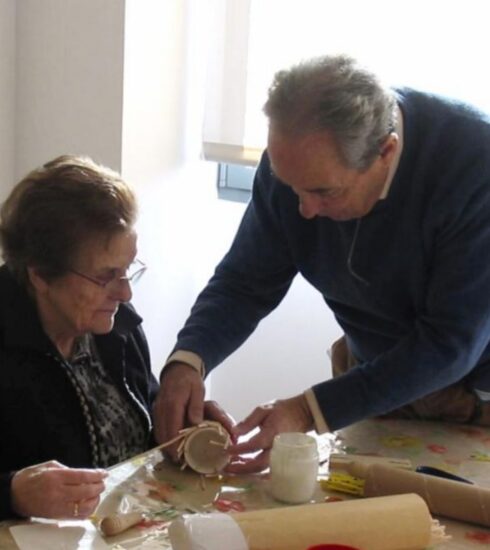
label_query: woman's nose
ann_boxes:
[110,278,133,302]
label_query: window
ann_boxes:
[202,0,490,199]
[217,163,255,203]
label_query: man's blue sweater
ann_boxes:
[175,88,490,430]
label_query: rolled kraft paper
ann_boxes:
[169,493,442,550]
[353,462,490,527]
[183,421,231,474]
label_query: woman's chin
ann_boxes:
[90,314,116,334]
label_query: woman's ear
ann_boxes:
[27,266,50,294]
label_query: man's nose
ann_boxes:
[298,195,320,219]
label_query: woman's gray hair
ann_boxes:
[264,54,397,170]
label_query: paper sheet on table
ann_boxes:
[10,520,109,550]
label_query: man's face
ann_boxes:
[267,127,397,221]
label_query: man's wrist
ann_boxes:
[303,389,330,433]
[163,350,205,379]
[289,393,313,432]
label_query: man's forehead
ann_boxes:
[268,128,345,176]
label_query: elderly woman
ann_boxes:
[0,155,159,520]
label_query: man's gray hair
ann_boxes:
[264,54,397,170]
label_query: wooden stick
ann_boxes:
[107,422,230,473]
[107,432,187,471]
[208,440,226,447]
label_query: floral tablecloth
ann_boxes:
[2,418,490,549]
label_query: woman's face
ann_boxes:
[31,229,138,344]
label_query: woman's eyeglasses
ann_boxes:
[69,259,147,289]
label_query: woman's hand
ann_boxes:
[10,460,107,519]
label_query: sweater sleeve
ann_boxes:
[172,154,298,374]
[313,157,490,430]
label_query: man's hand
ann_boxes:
[153,363,237,462]
[203,400,236,438]
[11,460,107,519]
[153,362,206,461]
[226,394,314,474]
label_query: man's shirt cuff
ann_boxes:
[164,350,205,377]
[304,388,330,434]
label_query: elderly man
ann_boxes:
[155,54,490,472]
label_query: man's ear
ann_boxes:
[27,266,50,294]
[379,133,399,164]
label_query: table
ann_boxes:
[2,418,490,549]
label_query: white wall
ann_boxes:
[209,277,340,421]
[121,0,210,373]
[0,0,340,423]
[0,0,16,199]
[15,0,125,179]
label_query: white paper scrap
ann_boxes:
[10,520,109,550]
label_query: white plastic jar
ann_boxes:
[269,432,319,504]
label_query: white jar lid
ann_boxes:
[169,513,248,550]
[271,432,318,459]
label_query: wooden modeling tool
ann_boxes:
[99,507,180,536]
[100,511,145,536]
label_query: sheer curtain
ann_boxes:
[202,0,490,166]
